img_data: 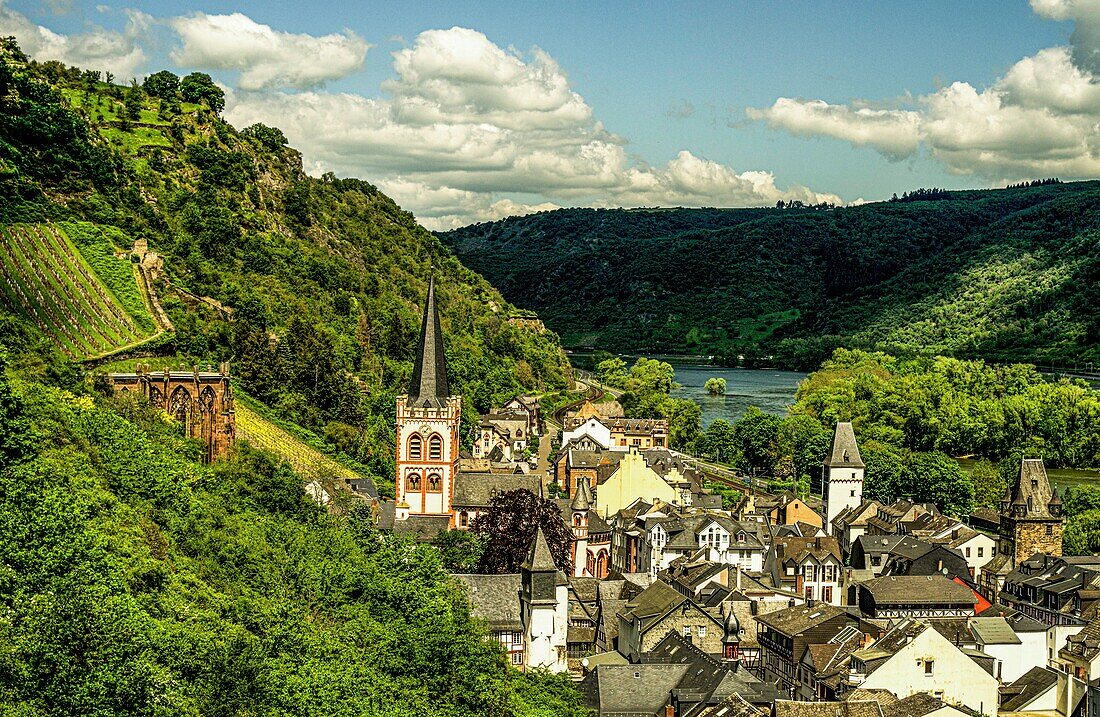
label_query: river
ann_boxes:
[667,363,806,427]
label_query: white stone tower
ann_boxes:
[822,421,864,531]
[520,528,568,673]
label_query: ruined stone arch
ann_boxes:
[169,386,192,430]
[148,385,163,408]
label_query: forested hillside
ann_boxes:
[440,184,1100,369]
[0,40,569,492]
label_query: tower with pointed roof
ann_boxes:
[395,276,462,524]
[822,422,864,531]
[1000,457,1063,564]
[520,528,568,672]
[570,478,592,577]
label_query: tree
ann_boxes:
[1064,509,1100,555]
[142,70,179,100]
[471,489,573,574]
[595,357,628,387]
[704,377,726,395]
[666,398,701,450]
[970,458,1006,511]
[703,418,736,463]
[0,352,33,469]
[123,86,142,121]
[432,529,484,572]
[899,451,974,516]
[1063,485,1100,517]
[180,72,225,113]
[733,407,782,475]
[242,122,288,150]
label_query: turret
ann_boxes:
[1049,487,1063,518]
[722,605,741,667]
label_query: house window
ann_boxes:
[407,473,422,490]
[851,490,856,497]
[965,547,971,557]
[459,511,469,528]
[805,586,814,601]
[992,546,997,556]
[978,547,984,557]
[408,434,423,460]
[825,565,835,582]
[511,652,523,665]
[683,626,692,637]
[1047,524,1054,536]
[697,626,707,638]
[427,473,442,492]
[512,632,522,645]
[924,660,934,675]
[824,586,833,603]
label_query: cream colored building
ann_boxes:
[594,449,680,519]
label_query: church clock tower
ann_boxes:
[395,276,461,524]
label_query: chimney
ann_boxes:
[665,706,675,717]
[736,565,743,591]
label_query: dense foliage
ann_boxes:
[441,185,1100,370]
[0,362,586,716]
[470,490,574,575]
[0,41,570,493]
[594,357,700,449]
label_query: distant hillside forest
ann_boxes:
[0,39,570,493]
[440,183,1100,370]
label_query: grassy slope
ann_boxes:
[441,184,1100,367]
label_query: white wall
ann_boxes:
[859,627,999,717]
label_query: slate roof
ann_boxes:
[755,603,849,636]
[569,449,603,469]
[392,514,452,542]
[453,573,522,631]
[772,535,843,565]
[968,616,1021,645]
[581,663,689,717]
[1001,666,1060,712]
[880,693,952,717]
[860,575,977,605]
[826,422,864,468]
[1061,612,1100,660]
[1011,458,1055,519]
[774,700,882,717]
[406,276,450,409]
[692,693,764,717]
[452,472,543,507]
[523,527,558,572]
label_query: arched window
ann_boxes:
[428,433,443,461]
[427,473,442,492]
[574,514,583,527]
[409,434,423,460]
[407,473,422,491]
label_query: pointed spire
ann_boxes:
[571,478,592,512]
[826,422,864,468]
[523,527,557,572]
[407,275,450,408]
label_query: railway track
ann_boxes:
[550,381,605,425]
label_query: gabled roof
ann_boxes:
[452,472,543,508]
[826,422,864,468]
[880,693,954,717]
[755,603,849,637]
[406,276,450,408]
[453,573,522,631]
[968,616,1021,645]
[774,700,882,717]
[860,576,977,605]
[1011,458,1056,519]
[1001,666,1060,712]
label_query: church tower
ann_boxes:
[570,478,592,577]
[520,528,568,673]
[822,422,864,531]
[395,277,462,524]
[1000,458,1063,564]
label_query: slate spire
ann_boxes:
[571,478,592,512]
[407,275,450,408]
[523,527,558,572]
[826,421,864,468]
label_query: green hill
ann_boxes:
[0,40,569,490]
[440,183,1100,369]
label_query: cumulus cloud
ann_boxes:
[170,12,370,90]
[226,25,838,228]
[749,2,1100,180]
[0,2,148,78]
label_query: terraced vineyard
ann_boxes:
[0,223,155,358]
[235,402,370,485]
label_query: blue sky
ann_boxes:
[4,0,1095,228]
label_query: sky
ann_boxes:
[3,0,1097,229]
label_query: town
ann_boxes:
[352,281,1100,716]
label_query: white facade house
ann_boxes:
[969,615,1046,683]
[560,416,613,451]
[521,529,568,673]
[927,525,999,580]
[637,512,766,578]
[851,620,999,716]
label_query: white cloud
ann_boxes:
[226,25,840,228]
[170,12,370,90]
[749,2,1100,181]
[0,2,148,78]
